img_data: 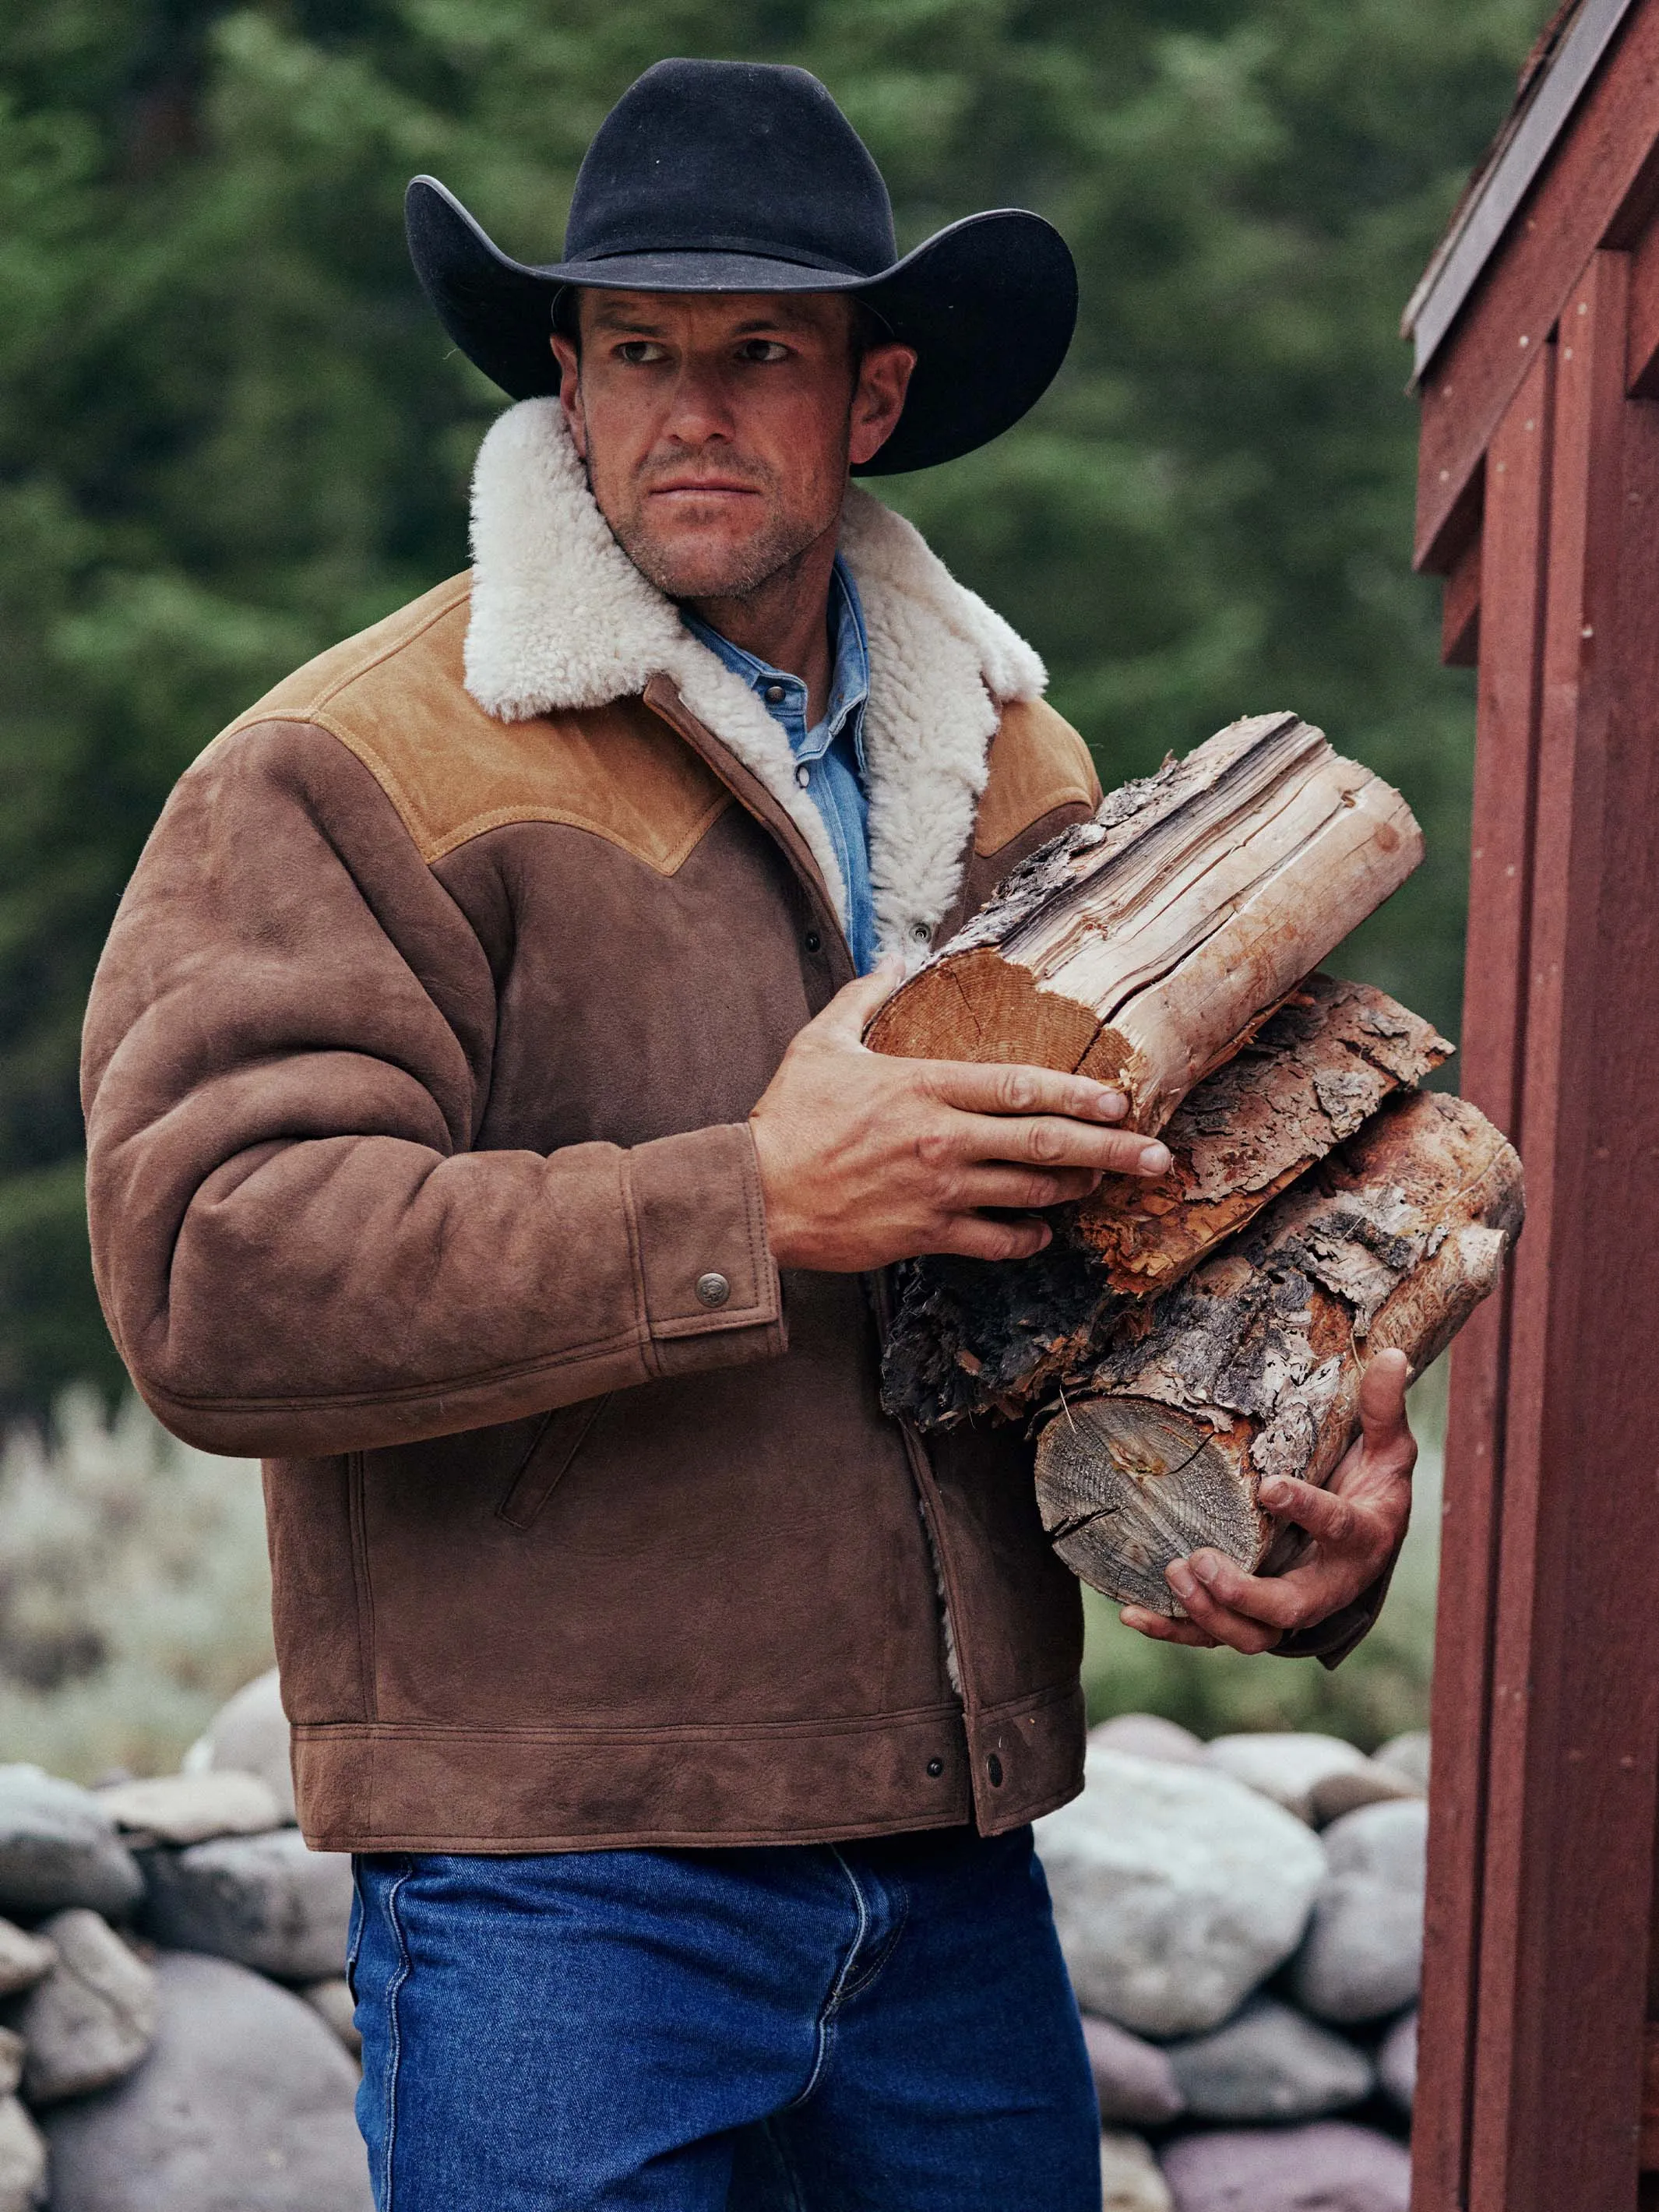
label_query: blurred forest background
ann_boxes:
[0,0,1549,1774]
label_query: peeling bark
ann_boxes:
[865,713,1424,1133]
[880,975,1452,1430]
[1032,1090,1523,1614]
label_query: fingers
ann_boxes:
[950,1164,1104,1212]
[1357,1346,1416,1466]
[945,1112,1171,1178]
[1255,1474,1362,1547]
[827,956,907,1041]
[1164,1557,1285,1653]
[935,1213,1055,1262]
[923,1058,1133,1128]
[1118,1604,1220,1649]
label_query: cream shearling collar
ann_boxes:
[463,398,1047,960]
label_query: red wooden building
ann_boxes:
[1404,2,1659,2205]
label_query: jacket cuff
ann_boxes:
[623,1122,787,1379]
[1270,1557,1398,1671]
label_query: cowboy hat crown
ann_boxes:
[405,58,1077,474]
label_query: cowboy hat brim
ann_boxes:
[405,176,1077,476]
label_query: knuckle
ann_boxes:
[1027,1119,1066,1165]
[999,1068,1041,1115]
[914,1127,954,1171]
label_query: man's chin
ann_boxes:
[611,512,822,606]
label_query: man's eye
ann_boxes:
[738,340,791,363]
[615,341,667,365]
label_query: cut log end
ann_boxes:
[1037,1397,1261,1615]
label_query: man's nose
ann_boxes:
[660,358,737,446]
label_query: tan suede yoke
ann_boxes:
[217,572,732,874]
[974,696,1100,858]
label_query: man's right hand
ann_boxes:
[748,958,1171,1273]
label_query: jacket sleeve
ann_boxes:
[81,720,785,1458]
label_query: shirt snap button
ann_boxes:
[909,921,931,946]
[926,1757,945,1779]
[695,1271,731,1309]
[765,684,786,704]
[986,1752,1005,1788]
[804,930,822,955]
[794,763,811,787]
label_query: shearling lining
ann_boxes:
[463,398,1048,961]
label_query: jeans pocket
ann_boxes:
[495,1395,612,1530]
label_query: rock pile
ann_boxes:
[0,1670,367,2212]
[1042,1715,1429,2212]
[0,1672,1428,2211]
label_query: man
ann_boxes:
[82,58,1414,2211]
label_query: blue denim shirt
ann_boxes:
[681,557,879,974]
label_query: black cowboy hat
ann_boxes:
[405,58,1076,476]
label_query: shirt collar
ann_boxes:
[680,555,870,769]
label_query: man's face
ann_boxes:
[551,291,914,601]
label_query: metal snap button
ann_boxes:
[926,1757,945,1778]
[909,921,931,946]
[804,930,822,954]
[986,1752,1005,1788]
[794,763,811,787]
[765,684,786,703]
[695,1271,731,1309]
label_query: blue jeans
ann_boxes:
[349,1824,1098,2210]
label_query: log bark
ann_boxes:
[865,713,1424,1133]
[880,974,1452,1430]
[1032,1090,1523,1614]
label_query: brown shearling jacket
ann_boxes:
[83,402,1115,1853]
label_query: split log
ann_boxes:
[866,713,1424,1134]
[1032,1090,1523,1614]
[880,974,1452,1431]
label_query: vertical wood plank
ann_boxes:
[1411,344,1554,2212]
[1467,245,1659,2212]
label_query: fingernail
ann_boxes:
[1166,1562,1195,1597]
[1260,1478,1290,1507]
[1138,1142,1171,1175]
[1095,1090,1129,1120]
[1189,1552,1218,1585]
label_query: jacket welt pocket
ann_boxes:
[495,1395,612,1530]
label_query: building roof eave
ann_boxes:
[1402,0,1640,382]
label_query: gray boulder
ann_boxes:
[0,1926,54,2002]
[1161,2120,1411,2211]
[1373,1731,1432,1794]
[1291,1799,1427,2024]
[142,1830,351,1983]
[0,2096,46,2212]
[1203,1734,1370,1824]
[300,1979,361,2058]
[41,1950,371,2212]
[182,1671,295,1823]
[1307,1762,1422,1827]
[1378,2008,1417,2115]
[1082,2015,1185,2127]
[15,1910,157,2105]
[1165,1995,1373,2122]
[0,1769,143,1921]
[1101,2129,1173,2212]
[1088,1715,1205,1766]
[1037,1749,1325,2037]
[97,1773,283,1847]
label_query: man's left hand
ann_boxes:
[1118,1347,1417,1654]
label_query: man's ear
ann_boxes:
[848,343,918,470]
[549,333,589,461]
